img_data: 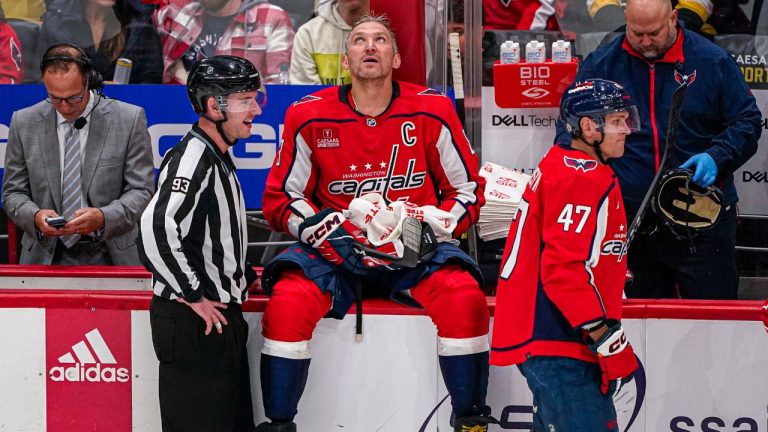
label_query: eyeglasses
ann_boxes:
[45,88,87,105]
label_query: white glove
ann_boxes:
[345,193,456,245]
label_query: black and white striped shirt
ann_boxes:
[138,125,248,304]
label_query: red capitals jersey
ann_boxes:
[490,145,627,366]
[263,81,485,238]
[483,0,559,30]
[0,22,23,84]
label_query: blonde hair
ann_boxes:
[346,13,399,55]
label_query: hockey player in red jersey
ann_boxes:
[491,79,640,432]
[257,14,494,432]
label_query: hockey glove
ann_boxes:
[298,209,399,275]
[762,300,768,334]
[586,320,639,397]
[680,153,717,188]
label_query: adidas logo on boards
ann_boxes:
[49,329,130,383]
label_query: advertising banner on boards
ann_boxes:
[0,84,323,209]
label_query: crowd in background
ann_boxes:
[1,0,766,85]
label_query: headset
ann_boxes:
[40,43,104,92]
[40,43,105,129]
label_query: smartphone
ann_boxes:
[45,216,67,228]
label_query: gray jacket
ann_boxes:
[2,96,155,265]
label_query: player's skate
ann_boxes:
[453,412,499,432]
[255,421,296,432]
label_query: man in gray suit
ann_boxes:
[3,43,154,265]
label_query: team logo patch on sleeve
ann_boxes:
[418,88,444,96]
[293,95,322,105]
[170,177,191,193]
[563,156,597,172]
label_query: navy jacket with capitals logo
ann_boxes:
[491,145,627,366]
[263,81,485,238]
[555,24,761,217]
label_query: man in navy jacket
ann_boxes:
[555,0,761,299]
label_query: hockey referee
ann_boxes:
[138,56,265,432]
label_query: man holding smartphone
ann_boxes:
[3,43,154,265]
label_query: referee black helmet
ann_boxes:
[187,55,266,114]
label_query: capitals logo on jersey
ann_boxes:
[563,156,597,172]
[327,144,426,201]
[674,69,696,86]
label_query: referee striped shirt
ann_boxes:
[138,125,248,304]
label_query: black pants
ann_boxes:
[625,206,738,300]
[150,296,255,432]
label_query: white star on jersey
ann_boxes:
[365,163,372,170]
[379,161,387,168]
[350,164,357,171]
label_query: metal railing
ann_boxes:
[735,214,768,253]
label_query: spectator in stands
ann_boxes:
[38,0,163,83]
[593,0,717,35]
[2,43,155,265]
[290,0,369,85]
[482,0,559,31]
[555,0,761,299]
[0,3,24,83]
[153,0,295,84]
[0,0,45,22]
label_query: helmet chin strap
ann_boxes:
[203,111,238,147]
[588,131,608,164]
[575,131,608,164]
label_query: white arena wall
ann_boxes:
[0,269,765,432]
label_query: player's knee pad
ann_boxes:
[412,265,490,339]
[261,269,332,343]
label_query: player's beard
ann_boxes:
[356,67,386,80]
[352,59,391,81]
[636,28,677,61]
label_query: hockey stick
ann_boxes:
[250,213,424,267]
[351,217,424,268]
[246,215,271,229]
[624,79,690,252]
[449,32,466,126]
[449,31,482,264]
[349,217,427,341]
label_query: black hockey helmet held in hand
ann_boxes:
[186,55,266,114]
[652,168,723,238]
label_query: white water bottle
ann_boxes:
[500,41,520,64]
[525,40,546,63]
[551,40,572,63]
